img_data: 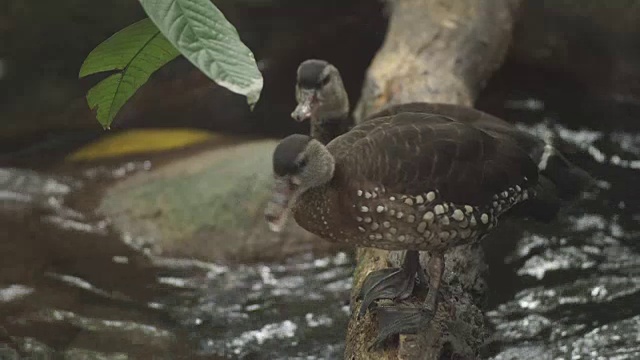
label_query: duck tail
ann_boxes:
[537,144,595,201]
[507,176,561,223]
[507,144,595,223]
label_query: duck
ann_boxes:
[290,59,353,145]
[265,60,593,349]
[290,59,589,204]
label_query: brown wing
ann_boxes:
[334,112,539,206]
[366,102,502,125]
[364,102,546,163]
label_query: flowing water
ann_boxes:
[0,81,639,359]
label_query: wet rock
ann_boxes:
[96,136,342,264]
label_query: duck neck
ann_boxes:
[310,113,353,145]
[293,183,338,237]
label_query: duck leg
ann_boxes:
[356,250,423,319]
[369,253,445,350]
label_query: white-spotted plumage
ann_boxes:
[452,209,464,221]
[480,214,489,224]
[346,181,531,250]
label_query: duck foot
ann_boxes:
[368,305,434,351]
[356,250,423,319]
[366,253,446,351]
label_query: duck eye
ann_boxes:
[319,75,331,87]
[297,158,308,169]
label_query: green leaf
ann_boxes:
[140,0,263,108]
[80,18,180,129]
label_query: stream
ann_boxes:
[0,77,639,359]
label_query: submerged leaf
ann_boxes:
[140,0,263,107]
[80,18,180,128]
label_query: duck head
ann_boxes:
[291,59,349,122]
[264,134,335,232]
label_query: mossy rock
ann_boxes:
[96,136,340,264]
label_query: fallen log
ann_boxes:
[345,0,523,359]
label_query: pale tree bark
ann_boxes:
[345,0,523,359]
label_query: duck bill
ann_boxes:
[291,90,316,122]
[264,178,297,232]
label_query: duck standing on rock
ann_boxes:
[264,60,593,348]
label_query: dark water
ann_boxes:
[476,72,640,359]
[0,83,639,359]
[0,164,355,359]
